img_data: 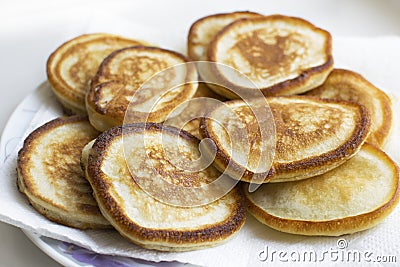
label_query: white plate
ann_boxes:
[2,2,400,266]
[2,52,400,267]
[0,83,187,267]
[23,231,183,267]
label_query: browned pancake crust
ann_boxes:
[17,116,109,229]
[207,15,333,98]
[86,46,198,130]
[270,97,370,180]
[187,11,263,61]
[305,69,392,147]
[86,123,246,248]
[164,82,227,138]
[244,143,400,236]
[200,96,371,183]
[47,33,144,114]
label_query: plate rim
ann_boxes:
[0,83,84,267]
[0,83,183,267]
[2,82,400,266]
[23,230,83,267]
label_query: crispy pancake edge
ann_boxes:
[187,11,263,61]
[85,123,246,250]
[306,68,393,147]
[47,33,145,115]
[200,96,371,183]
[207,15,333,98]
[86,46,198,131]
[243,143,400,236]
[17,116,110,229]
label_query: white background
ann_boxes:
[1,0,400,266]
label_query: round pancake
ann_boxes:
[207,15,333,99]
[244,143,400,236]
[17,116,110,229]
[86,46,198,131]
[47,33,145,115]
[200,96,371,183]
[187,11,263,61]
[83,123,246,251]
[305,69,392,147]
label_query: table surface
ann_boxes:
[1,0,400,266]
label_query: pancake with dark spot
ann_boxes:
[187,11,263,61]
[200,96,371,183]
[206,15,333,99]
[82,123,245,251]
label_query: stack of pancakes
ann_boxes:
[17,11,398,252]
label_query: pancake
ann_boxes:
[187,11,263,61]
[200,96,371,183]
[17,116,110,229]
[86,46,198,131]
[82,123,245,251]
[164,82,226,139]
[305,69,393,147]
[244,143,400,236]
[207,15,333,99]
[47,33,146,115]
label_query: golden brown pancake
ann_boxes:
[17,116,110,229]
[200,96,371,183]
[86,46,198,131]
[82,123,245,251]
[305,69,392,147]
[187,11,263,61]
[47,33,146,115]
[244,143,400,236]
[207,15,333,99]
[164,82,226,139]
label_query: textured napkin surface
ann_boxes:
[0,31,400,267]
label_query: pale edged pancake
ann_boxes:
[82,123,245,251]
[86,46,198,132]
[244,143,400,236]
[164,82,226,139]
[187,11,263,61]
[17,116,110,229]
[200,96,371,183]
[47,33,146,115]
[207,15,333,99]
[305,69,392,147]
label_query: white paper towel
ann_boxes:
[0,32,400,267]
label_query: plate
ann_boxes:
[0,83,186,267]
[2,4,400,264]
[2,55,400,267]
[23,231,182,267]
